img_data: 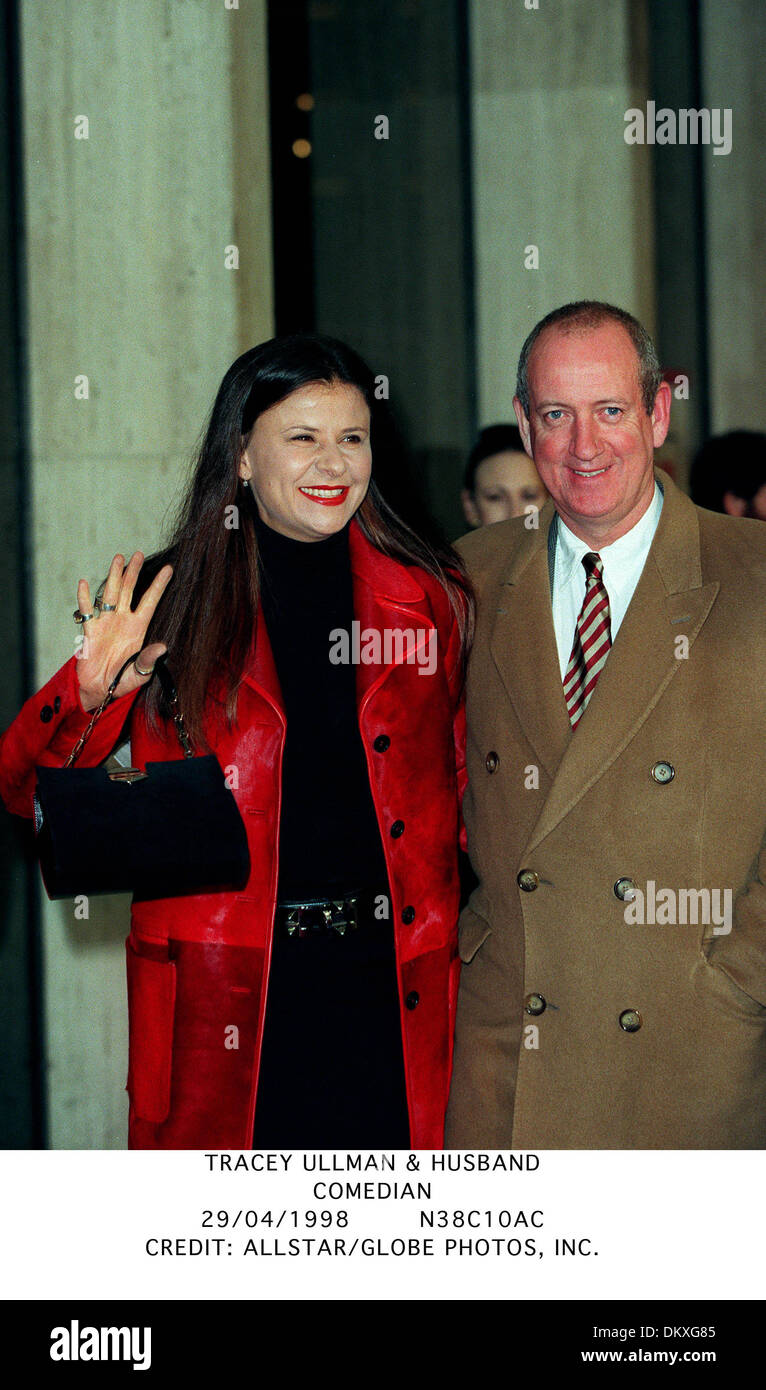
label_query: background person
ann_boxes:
[0,333,471,1151]
[689,429,766,519]
[461,423,548,527]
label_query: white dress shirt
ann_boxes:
[552,482,664,679]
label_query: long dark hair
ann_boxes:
[139,333,474,746]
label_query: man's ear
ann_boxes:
[650,381,672,449]
[513,397,534,459]
[461,489,480,528]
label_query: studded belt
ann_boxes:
[275,889,382,938]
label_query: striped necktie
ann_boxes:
[563,552,612,728]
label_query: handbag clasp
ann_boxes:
[108,767,148,784]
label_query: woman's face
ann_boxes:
[462,450,548,527]
[239,380,372,542]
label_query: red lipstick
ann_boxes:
[298,486,350,507]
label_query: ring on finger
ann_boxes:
[73,609,95,624]
[96,601,117,612]
[133,659,155,678]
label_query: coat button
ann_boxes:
[525,992,546,1016]
[402,905,416,924]
[374,734,390,752]
[485,750,499,773]
[40,704,53,723]
[614,877,637,902]
[651,760,675,784]
[517,869,539,892]
[619,1008,642,1032]
[405,990,419,1010]
[390,820,405,838]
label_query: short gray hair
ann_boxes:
[515,301,662,417]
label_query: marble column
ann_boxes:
[18,0,273,1146]
[700,0,766,433]
[469,0,655,427]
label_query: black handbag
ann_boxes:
[33,652,251,900]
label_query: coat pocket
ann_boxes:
[701,953,766,1013]
[125,936,177,1124]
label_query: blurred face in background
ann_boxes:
[724,485,766,520]
[462,449,548,526]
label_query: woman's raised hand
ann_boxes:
[75,552,174,711]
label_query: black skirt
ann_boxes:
[252,895,411,1150]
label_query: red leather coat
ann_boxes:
[0,522,466,1148]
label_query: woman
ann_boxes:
[461,423,548,527]
[0,333,472,1150]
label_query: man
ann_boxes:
[446,300,766,1149]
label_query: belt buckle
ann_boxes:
[285,907,317,939]
[284,895,360,938]
[329,895,359,937]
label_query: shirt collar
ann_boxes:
[555,481,663,592]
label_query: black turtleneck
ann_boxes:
[253,510,389,899]
[251,510,410,1148]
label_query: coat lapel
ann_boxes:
[489,502,572,782]
[524,470,719,852]
[240,612,285,724]
[348,521,431,711]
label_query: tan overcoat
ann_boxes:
[446,469,766,1148]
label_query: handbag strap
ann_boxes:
[64,652,193,768]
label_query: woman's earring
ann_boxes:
[241,477,250,490]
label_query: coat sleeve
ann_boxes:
[0,654,141,818]
[706,826,766,1007]
[440,591,468,854]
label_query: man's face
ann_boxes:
[513,321,671,546]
